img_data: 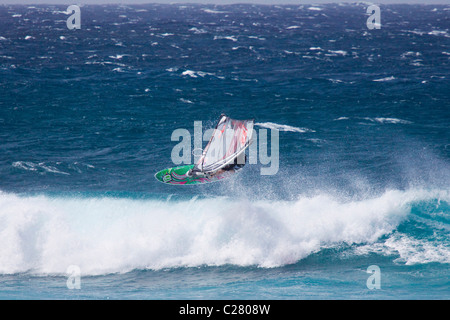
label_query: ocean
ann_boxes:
[0,3,449,300]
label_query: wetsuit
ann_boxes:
[222,155,247,171]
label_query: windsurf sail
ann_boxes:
[191,114,254,175]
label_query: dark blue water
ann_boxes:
[0,3,449,299]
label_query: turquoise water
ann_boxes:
[0,3,449,299]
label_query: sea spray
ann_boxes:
[1,189,447,275]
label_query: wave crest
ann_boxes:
[1,189,447,275]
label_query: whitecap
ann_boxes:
[12,161,70,175]
[179,98,194,104]
[181,70,224,79]
[354,233,450,265]
[202,8,226,14]
[189,27,207,34]
[247,36,266,40]
[404,30,426,36]
[328,50,347,56]
[428,30,449,37]
[109,54,129,60]
[182,70,198,78]
[1,188,441,274]
[363,117,412,125]
[373,76,396,82]
[410,61,424,67]
[328,79,344,84]
[284,50,300,55]
[401,51,421,57]
[12,161,38,172]
[255,122,315,133]
[214,35,238,42]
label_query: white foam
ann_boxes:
[255,122,315,133]
[428,30,449,37]
[112,67,124,73]
[182,70,198,78]
[410,61,424,67]
[12,161,70,175]
[189,27,207,34]
[328,50,347,56]
[404,30,426,36]
[202,8,226,14]
[354,233,450,265]
[334,117,349,121]
[213,35,238,42]
[401,51,422,58]
[181,70,224,79]
[373,76,396,82]
[109,54,128,60]
[2,189,446,275]
[179,98,193,104]
[364,117,413,124]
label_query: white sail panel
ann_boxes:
[193,115,254,174]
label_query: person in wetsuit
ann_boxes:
[221,154,247,171]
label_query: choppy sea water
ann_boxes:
[0,3,449,299]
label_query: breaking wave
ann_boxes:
[0,188,448,275]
